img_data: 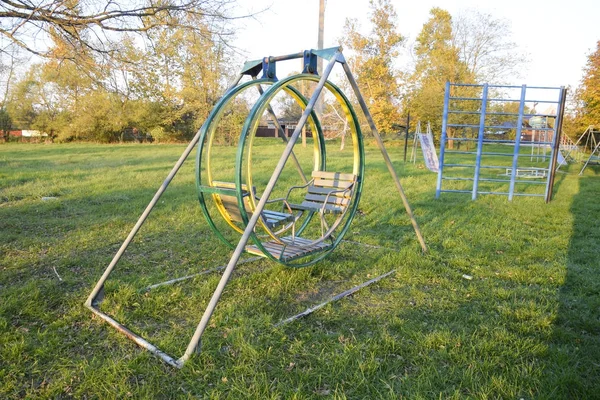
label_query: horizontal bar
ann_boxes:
[492,99,558,103]
[523,128,556,132]
[443,151,551,157]
[449,97,486,101]
[477,191,510,195]
[87,305,181,368]
[449,97,560,104]
[442,177,474,181]
[511,180,546,185]
[266,52,305,62]
[449,83,486,87]
[447,110,482,115]
[447,124,525,129]
[445,138,553,145]
[524,86,563,90]
[443,164,531,170]
[142,257,262,291]
[439,189,473,194]
[274,269,397,327]
[512,192,545,197]
[450,83,561,90]
[443,176,546,185]
[443,163,476,168]
[447,138,512,143]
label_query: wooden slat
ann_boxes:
[312,178,354,189]
[246,236,331,261]
[289,200,345,213]
[305,186,351,196]
[304,193,350,206]
[311,171,356,181]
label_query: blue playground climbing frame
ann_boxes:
[435,83,567,203]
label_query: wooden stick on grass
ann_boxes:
[274,269,396,327]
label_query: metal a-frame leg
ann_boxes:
[580,139,600,175]
[83,75,247,368]
[176,51,342,366]
[341,62,428,253]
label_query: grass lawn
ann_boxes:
[1,141,599,399]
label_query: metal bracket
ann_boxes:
[302,50,318,74]
[261,58,277,80]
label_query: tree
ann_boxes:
[452,10,523,84]
[0,107,11,141]
[341,0,404,134]
[404,8,473,138]
[0,0,239,59]
[575,41,600,130]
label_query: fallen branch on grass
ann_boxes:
[274,269,397,327]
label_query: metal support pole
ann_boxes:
[546,87,567,201]
[316,0,325,116]
[472,83,489,200]
[341,62,427,253]
[85,76,244,308]
[508,85,527,201]
[257,83,308,184]
[580,139,600,175]
[403,112,410,162]
[436,82,451,198]
[177,52,342,366]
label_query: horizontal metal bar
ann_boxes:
[443,163,476,168]
[450,83,560,90]
[525,86,563,90]
[266,52,305,62]
[439,189,473,194]
[444,150,550,157]
[442,177,474,181]
[445,138,553,145]
[447,110,481,115]
[449,97,560,104]
[448,124,525,129]
[479,178,511,183]
[449,83,485,87]
[479,165,519,169]
[443,150,477,155]
[443,176,546,185]
[443,163,522,170]
[511,180,546,185]
[449,97,485,101]
[142,257,262,292]
[87,305,182,368]
[447,138,513,143]
[486,112,520,116]
[512,192,545,197]
[524,128,555,132]
[273,269,397,327]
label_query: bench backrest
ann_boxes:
[212,181,254,223]
[303,171,356,213]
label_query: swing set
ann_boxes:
[85,47,427,368]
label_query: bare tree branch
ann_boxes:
[0,0,244,58]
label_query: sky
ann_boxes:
[232,0,600,90]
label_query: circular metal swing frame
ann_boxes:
[196,74,365,267]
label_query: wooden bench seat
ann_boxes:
[286,171,356,215]
[212,181,294,229]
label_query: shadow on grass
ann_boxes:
[541,175,600,397]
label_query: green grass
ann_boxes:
[1,141,599,399]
